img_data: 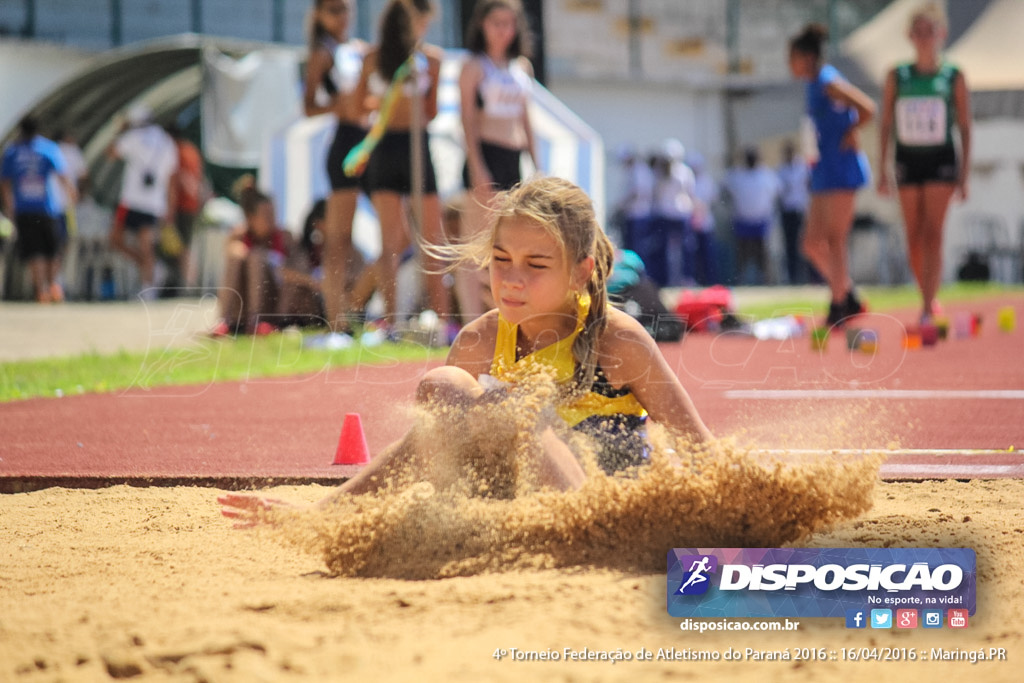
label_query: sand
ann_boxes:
[2,474,1021,682]
[3,349,1022,682]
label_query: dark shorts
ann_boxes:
[15,213,59,260]
[463,140,524,191]
[175,211,198,248]
[574,413,649,474]
[896,145,959,186]
[326,122,369,191]
[119,206,158,232]
[733,217,770,240]
[363,131,438,195]
[55,214,70,247]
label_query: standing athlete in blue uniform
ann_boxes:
[1,117,76,303]
[789,24,876,327]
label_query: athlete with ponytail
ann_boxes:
[221,177,711,524]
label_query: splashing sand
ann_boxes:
[264,376,883,580]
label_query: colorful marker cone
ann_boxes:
[920,322,939,347]
[858,329,878,353]
[334,413,370,465]
[953,312,972,339]
[997,306,1016,333]
[845,327,862,350]
[902,326,922,350]
[811,327,829,351]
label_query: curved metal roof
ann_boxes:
[5,34,301,206]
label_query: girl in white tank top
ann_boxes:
[457,0,539,320]
[476,53,531,120]
[302,0,368,336]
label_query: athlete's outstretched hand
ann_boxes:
[217,493,294,529]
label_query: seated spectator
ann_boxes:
[608,248,683,342]
[276,199,328,329]
[211,184,298,336]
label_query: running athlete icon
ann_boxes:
[678,556,712,593]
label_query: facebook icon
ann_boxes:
[845,609,867,629]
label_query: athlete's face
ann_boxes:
[908,17,946,54]
[316,0,350,41]
[412,8,434,41]
[788,49,814,81]
[483,7,518,56]
[490,217,591,329]
[248,200,276,240]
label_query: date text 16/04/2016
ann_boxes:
[491,647,1009,663]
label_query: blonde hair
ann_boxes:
[909,1,948,33]
[434,176,615,393]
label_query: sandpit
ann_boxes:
[2,475,1020,682]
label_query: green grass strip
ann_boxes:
[734,282,1022,321]
[1,283,1018,403]
[0,331,445,403]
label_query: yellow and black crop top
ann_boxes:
[489,293,647,427]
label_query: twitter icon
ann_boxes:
[870,609,893,629]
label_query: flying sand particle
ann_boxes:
[261,374,883,579]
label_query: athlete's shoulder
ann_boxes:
[514,55,535,78]
[460,309,500,339]
[448,310,500,369]
[422,43,445,64]
[599,307,657,354]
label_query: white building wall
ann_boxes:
[944,119,1024,282]
[0,40,93,137]
[546,80,726,217]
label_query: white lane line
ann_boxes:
[880,464,1019,477]
[755,448,1016,457]
[725,389,1024,400]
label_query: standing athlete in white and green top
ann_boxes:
[878,1,971,325]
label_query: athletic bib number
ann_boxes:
[896,96,946,146]
[19,175,46,201]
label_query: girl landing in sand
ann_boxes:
[220,177,711,524]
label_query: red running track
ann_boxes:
[2,296,1022,491]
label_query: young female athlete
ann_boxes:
[303,0,367,333]
[348,0,452,338]
[877,2,971,324]
[220,177,711,524]
[457,0,538,319]
[789,23,876,327]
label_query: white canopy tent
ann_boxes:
[838,0,1024,283]
[838,0,920,91]
[946,0,1024,92]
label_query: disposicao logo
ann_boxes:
[667,548,976,619]
[674,555,718,595]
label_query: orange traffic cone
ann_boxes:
[333,413,370,465]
